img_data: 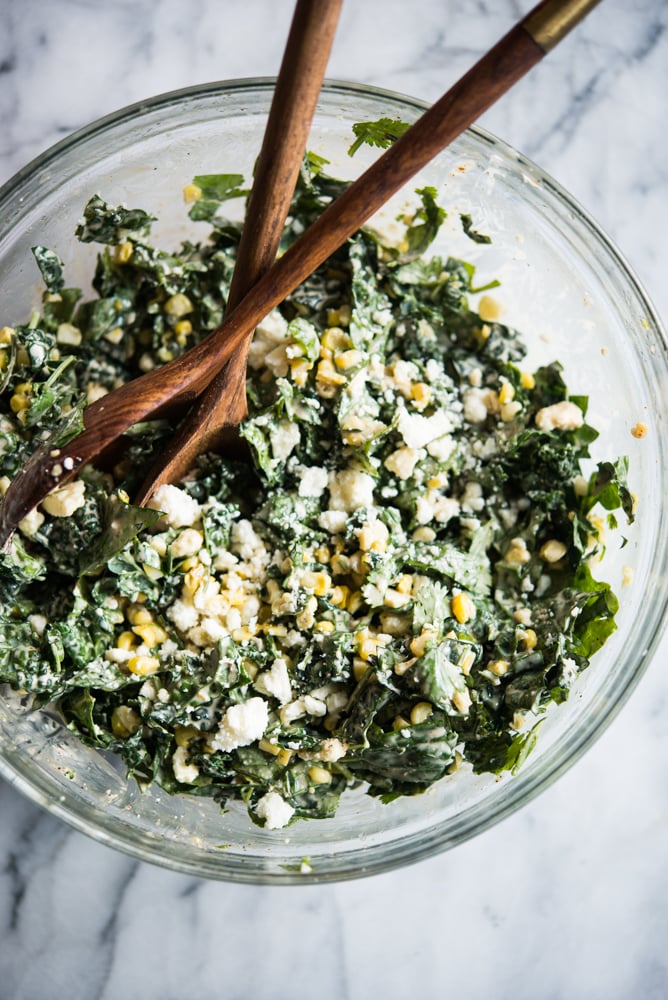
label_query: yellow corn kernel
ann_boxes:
[452,688,472,714]
[296,595,318,630]
[10,394,30,413]
[384,588,410,609]
[277,748,293,766]
[111,705,141,738]
[114,241,134,265]
[352,656,368,682]
[330,552,350,577]
[301,570,332,597]
[505,537,531,566]
[315,620,335,634]
[460,650,476,676]
[183,564,206,595]
[393,715,411,731]
[539,539,568,563]
[321,327,351,353]
[334,349,365,371]
[410,701,433,725]
[326,306,351,328]
[358,520,389,553]
[498,381,515,405]
[0,351,7,371]
[183,183,202,203]
[347,590,364,614]
[520,370,535,390]
[116,630,138,651]
[133,623,168,647]
[164,293,193,318]
[395,574,413,595]
[410,382,432,411]
[410,628,439,658]
[314,545,331,564]
[175,725,200,747]
[519,628,538,651]
[451,592,476,624]
[0,326,15,344]
[330,585,350,608]
[478,295,502,322]
[127,655,161,676]
[356,637,378,662]
[126,605,153,626]
[308,765,332,785]
[488,659,510,676]
[289,358,313,387]
[316,357,347,386]
[393,659,413,677]
[259,738,282,757]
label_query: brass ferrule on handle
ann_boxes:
[523,0,601,52]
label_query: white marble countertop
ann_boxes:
[1,1,667,997]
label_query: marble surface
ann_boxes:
[1,1,667,997]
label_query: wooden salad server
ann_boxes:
[0,0,601,547]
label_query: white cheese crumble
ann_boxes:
[328,467,375,512]
[535,400,584,431]
[149,483,201,528]
[254,657,292,706]
[255,790,295,830]
[210,698,269,752]
[172,745,199,784]
[41,480,86,517]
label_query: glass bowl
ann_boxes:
[0,80,666,883]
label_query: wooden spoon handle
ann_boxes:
[0,0,601,542]
[134,0,342,502]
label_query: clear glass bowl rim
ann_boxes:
[0,77,667,884]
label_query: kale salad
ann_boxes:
[0,135,633,830]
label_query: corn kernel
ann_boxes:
[330,585,350,608]
[520,370,535,390]
[321,327,350,352]
[384,588,410,609]
[334,349,365,371]
[133,623,168,646]
[127,605,153,626]
[539,539,567,563]
[393,715,411,731]
[296,595,318,630]
[410,701,433,725]
[116,630,138,651]
[352,657,368,682]
[10,394,30,413]
[631,422,648,439]
[315,620,335,634]
[498,381,515,405]
[347,590,364,614]
[164,293,193,318]
[289,358,312,388]
[277,748,293,766]
[259,738,282,757]
[519,628,537,650]
[460,650,476,675]
[301,570,332,597]
[410,382,432,411]
[410,628,439,658]
[111,705,141,738]
[183,183,202,203]
[127,655,161,676]
[488,659,510,676]
[316,357,347,386]
[452,688,472,714]
[358,520,389,553]
[451,592,476,624]
[175,725,200,747]
[0,326,15,344]
[314,545,331,564]
[114,241,134,264]
[395,574,413,595]
[308,765,332,785]
[478,295,502,322]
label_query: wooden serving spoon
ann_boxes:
[134,0,343,503]
[0,0,601,547]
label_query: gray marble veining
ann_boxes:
[0,2,667,998]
